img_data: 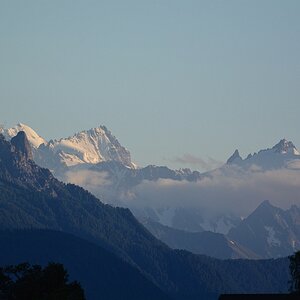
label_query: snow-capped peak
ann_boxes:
[224,139,300,171]
[47,125,135,168]
[1,123,136,172]
[272,139,300,155]
[1,123,46,149]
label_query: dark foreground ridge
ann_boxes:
[0,230,169,300]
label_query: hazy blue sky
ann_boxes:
[1,1,299,169]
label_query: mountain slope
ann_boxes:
[0,229,169,300]
[144,220,259,259]
[228,200,300,258]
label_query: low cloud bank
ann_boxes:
[64,170,122,205]
[65,167,300,218]
[133,168,300,216]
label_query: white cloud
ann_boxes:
[64,166,300,218]
[127,168,300,217]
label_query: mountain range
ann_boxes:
[226,138,300,170]
[1,123,135,170]
[0,129,292,299]
[143,200,300,259]
[3,124,300,174]
[2,123,300,260]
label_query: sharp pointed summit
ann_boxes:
[255,199,274,211]
[226,149,242,164]
[223,139,300,170]
[228,200,300,258]
[47,125,135,168]
[272,139,299,155]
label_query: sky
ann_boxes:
[0,0,300,170]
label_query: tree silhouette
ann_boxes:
[289,251,300,294]
[0,262,85,300]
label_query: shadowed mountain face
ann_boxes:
[143,220,260,259]
[11,131,33,161]
[0,133,56,192]
[143,201,300,259]
[228,200,300,258]
[0,132,291,299]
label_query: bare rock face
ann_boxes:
[11,131,33,161]
[0,132,55,193]
[226,149,242,164]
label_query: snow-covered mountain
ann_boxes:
[45,126,135,168]
[226,139,300,170]
[0,123,136,171]
[2,124,300,251]
[0,123,46,149]
[134,139,300,234]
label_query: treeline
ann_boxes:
[0,262,85,300]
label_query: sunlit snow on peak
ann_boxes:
[3,123,46,148]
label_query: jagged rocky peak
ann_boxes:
[2,123,136,169]
[249,200,280,218]
[257,200,273,210]
[272,139,299,155]
[3,123,46,149]
[11,131,33,161]
[226,149,242,164]
[49,125,135,168]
